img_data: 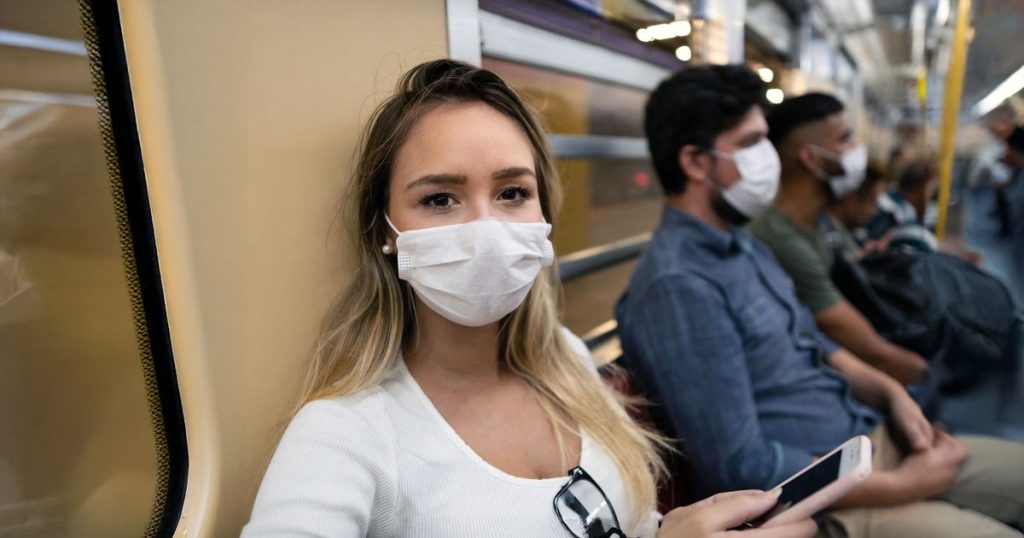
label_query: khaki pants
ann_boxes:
[821,425,1024,538]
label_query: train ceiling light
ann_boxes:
[636,20,691,43]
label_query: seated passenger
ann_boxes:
[868,159,982,263]
[243,60,816,538]
[983,103,1024,237]
[749,93,928,384]
[828,162,889,254]
[866,159,939,252]
[616,64,1024,537]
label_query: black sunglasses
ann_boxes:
[553,466,627,538]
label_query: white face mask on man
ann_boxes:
[386,215,554,327]
[808,143,868,197]
[710,138,782,218]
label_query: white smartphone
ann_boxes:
[757,435,873,528]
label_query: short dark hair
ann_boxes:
[644,65,766,195]
[766,92,845,145]
[898,159,938,192]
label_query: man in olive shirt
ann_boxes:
[750,93,928,384]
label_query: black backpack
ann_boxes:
[820,221,1023,391]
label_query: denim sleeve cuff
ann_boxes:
[767,441,815,488]
[816,333,840,358]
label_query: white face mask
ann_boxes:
[810,143,868,197]
[712,138,782,218]
[386,216,554,327]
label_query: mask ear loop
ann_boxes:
[802,145,834,181]
[700,148,731,192]
[382,214,401,255]
[807,144,842,161]
[384,213,401,235]
[381,213,419,326]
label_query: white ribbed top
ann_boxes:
[242,329,659,537]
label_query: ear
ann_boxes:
[795,144,819,175]
[679,144,712,184]
[794,143,811,171]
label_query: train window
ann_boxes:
[482,57,661,251]
[482,57,661,333]
[0,1,184,535]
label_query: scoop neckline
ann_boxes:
[396,358,589,487]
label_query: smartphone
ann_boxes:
[757,435,872,528]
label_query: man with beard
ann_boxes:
[616,67,1024,537]
[749,93,928,385]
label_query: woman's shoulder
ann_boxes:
[559,326,599,376]
[245,388,400,536]
[285,386,395,449]
[262,386,399,484]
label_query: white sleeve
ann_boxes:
[242,396,397,537]
[560,326,600,376]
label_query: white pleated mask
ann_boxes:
[386,215,554,327]
[713,138,782,218]
[810,143,868,197]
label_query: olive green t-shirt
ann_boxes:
[749,208,858,314]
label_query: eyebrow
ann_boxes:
[405,167,535,190]
[492,166,535,180]
[405,173,467,191]
[737,130,767,147]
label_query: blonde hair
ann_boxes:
[297,60,666,518]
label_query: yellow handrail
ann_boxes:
[935,0,973,239]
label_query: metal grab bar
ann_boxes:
[557,232,651,283]
[556,233,652,359]
[549,134,649,160]
[583,319,622,364]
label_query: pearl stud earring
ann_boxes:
[382,243,394,255]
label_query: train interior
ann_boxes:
[2,0,1023,535]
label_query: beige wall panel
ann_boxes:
[117,1,448,535]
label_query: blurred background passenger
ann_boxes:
[868,159,981,262]
[868,159,939,251]
[828,162,890,254]
[983,103,1024,237]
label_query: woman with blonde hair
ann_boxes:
[243,59,815,538]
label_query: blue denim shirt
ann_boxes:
[615,205,879,495]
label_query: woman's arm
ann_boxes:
[243,397,397,537]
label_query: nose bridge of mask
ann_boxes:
[394,218,553,275]
[732,139,781,179]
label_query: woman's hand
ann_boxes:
[656,490,816,537]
